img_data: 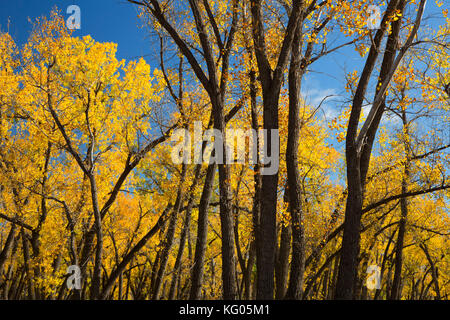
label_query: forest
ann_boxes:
[0,0,448,301]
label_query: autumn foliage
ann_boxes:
[0,1,448,300]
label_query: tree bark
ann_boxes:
[189,163,216,299]
[275,224,291,299]
[335,0,414,299]
[390,111,411,300]
[0,224,16,277]
[285,19,306,300]
[250,0,303,299]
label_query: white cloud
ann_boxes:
[301,77,339,122]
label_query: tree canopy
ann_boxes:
[0,1,448,300]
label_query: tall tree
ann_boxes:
[336,0,427,299]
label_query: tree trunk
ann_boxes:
[390,115,410,300]
[0,224,16,277]
[168,165,201,299]
[250,0,303,299]
[336,0,407,299]
[275,224,291,299]
[285,21,305,300]
[152,164,187,300]
[189,163,216,299]
[420,243,441,300]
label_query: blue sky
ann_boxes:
[0,1,350,127]
[1,0,447,179]
[0,1,374,88]
[0,0,150,61]
[1,0,444,99]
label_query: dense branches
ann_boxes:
[0,1,448,300]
